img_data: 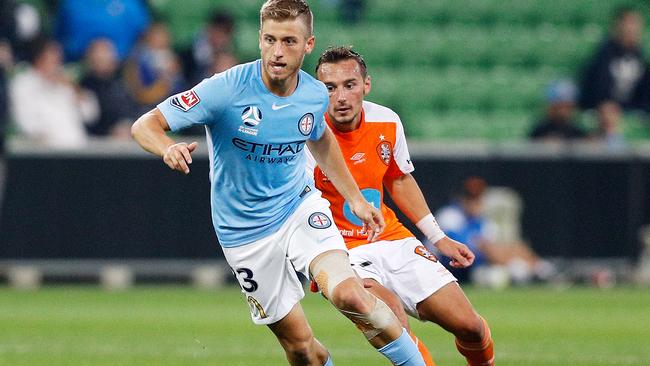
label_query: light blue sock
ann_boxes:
[377,328,425,366]
[323,354,334,366]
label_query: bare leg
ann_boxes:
[417,282,494,366]
[268,302,330,366]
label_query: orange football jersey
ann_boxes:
[308,101,416,249]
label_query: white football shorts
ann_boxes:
[349,237,457,318]
[222,192,347,325]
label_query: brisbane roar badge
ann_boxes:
[414,245,438,262]
[376,141,392,165]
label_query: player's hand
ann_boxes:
[434,236,475,268]
[350,199,385,242]
[163,141,198,174]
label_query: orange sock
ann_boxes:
[455,317,494,366]
[408,329,436,366]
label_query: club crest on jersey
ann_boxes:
[414,245,438,262]
[308,212,332,229]
[376,141,392,165]
[298,113,314,136]
[170,90,200,112]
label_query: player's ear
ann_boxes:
[364,75,372,96]
[258,30,262,51]
[305,35,315,54]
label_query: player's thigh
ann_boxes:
[416,282,483,339]
[223,234,304,326]
[286,193,348,279]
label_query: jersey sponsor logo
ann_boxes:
[298,113,314,136]
[308,212,332,229]
[350,152,366,165]
[170,90,200,112]
[343,188,381,227]
[232,138,305,164]
[376,141,392,165]
[414,245,438,262]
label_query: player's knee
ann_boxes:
[330,278,373,314]
[452,313,485,343]
[332,281,398,340]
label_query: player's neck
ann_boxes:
[261,69,299,97]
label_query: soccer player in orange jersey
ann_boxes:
[308,46,495,366]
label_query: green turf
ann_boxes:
[0,286,648,365]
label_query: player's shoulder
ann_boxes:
[204,60,258,89]
[362,100,402,125]
[299,69,329,99]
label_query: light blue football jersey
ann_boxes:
[157,60,329,247]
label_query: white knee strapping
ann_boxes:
[310,251,397,340]
[310,251,357,299]
[340,297,395,340]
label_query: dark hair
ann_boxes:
[25,36,55,65]
[315,46,368,78]
[613,5,640,22]
[209,10,235,33]
[260,0,312,35]
[460,176,487,200]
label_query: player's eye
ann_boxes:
[326,85,334,92]
[346,82,355,89]
[264,36,274,44]
[285,38,296,46]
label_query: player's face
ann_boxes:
[259,18,314,88]
[317,59,371,131]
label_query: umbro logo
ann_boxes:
[272,102,291,110]
[350,152,366,165]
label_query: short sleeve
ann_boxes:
[157,73,231,132]
[385,115,415,178]
[308,86,329,141]
[303,145,317,180]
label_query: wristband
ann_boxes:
[415,213,446,244]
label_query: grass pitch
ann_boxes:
[0,285,648,365]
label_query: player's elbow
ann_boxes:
[130,116,145,141]
[131,111,161,141]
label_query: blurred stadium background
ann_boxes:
[2,0,650,365]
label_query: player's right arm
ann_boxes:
[131,108,198,174]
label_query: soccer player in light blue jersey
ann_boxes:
[131,1,425,365]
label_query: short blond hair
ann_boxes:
[260,0,313,35]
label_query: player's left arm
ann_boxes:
[307,128,385,241]
[384,173,475,268]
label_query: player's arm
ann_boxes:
[131,108,198,174]
[307,128,385,241]
[384,173,475,268]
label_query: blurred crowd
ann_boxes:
[0,0,239,150]
[529,7,649,148]
[0,2,648,151]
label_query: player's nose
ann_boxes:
[272,43,283,57]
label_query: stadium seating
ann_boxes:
[148,1,650,140]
